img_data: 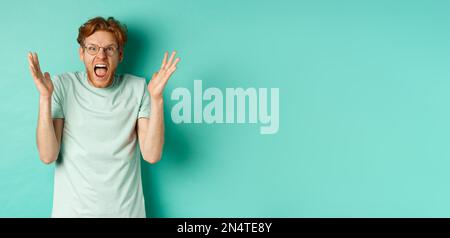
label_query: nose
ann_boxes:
[97,48,107,58]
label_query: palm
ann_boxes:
[28,52,53,97]
[148,51,180,100]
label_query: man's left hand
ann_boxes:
[148,51,180,101]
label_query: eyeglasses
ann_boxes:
[83,44,118,56]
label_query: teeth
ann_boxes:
[95,64,107,68]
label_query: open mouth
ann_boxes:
[94,64,108,78]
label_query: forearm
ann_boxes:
[141,98,165,164]
[36,96,59,164]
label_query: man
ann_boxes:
[27,16,180,218]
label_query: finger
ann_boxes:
[28,54,39,77]
[28,52,37,71]
[168,66,177,76]
[28,53,36,72]
[31,52,37,66]
[160,51,168,69]
[32,52,41,74]
[27,52,33,64]
[44,72,51,81]
[166,51,177,69]
[172,57,180,68]
[162,66,177,84]
[28,64,44,85]
[151,72,158,80]
[33,52,42,73]
[28,63,38,80]
[31,54,43,79]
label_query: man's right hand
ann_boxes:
[28,52,54,98]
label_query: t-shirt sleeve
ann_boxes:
[138,79,151,118]
[51,75,65,119]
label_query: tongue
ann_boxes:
[95,68,107,77]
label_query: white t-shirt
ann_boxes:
[51,71,150,218]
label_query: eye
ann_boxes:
[87,46,97,51]
[106,46,116,53]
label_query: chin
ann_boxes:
[87,70,114,88]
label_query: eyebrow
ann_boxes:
[85,43,118,47]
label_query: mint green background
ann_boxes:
[2,0,450,217]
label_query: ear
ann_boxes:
[79,47,84,62]
[119,49,124,63]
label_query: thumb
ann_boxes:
[44,72,51,81]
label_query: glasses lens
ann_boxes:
[86,45,98,55]
[85,45,117,56]
[106,47,117,56]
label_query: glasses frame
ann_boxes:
[83,44,119,56]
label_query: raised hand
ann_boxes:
[28,52,54,98]
[148,51,180,100]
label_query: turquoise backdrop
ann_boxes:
[2,0,450,217]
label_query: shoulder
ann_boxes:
[121,73,147,84]
[51,72,84,98]
[120,73,148,89]
[52,71,83,87]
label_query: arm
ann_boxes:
[28,52,63,164]
[37,97,64,164]
[137,99,164,164]
[137,51,180,164]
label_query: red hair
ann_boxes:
[77,16,127,49]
